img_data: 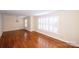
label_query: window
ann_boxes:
[38,16,59,34]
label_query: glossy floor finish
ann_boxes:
[0,30,78,48]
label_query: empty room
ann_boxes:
[0,10,79,48]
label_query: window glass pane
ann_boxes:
[45,24,48,31]
[49,25,53,32]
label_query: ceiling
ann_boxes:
[0,10,54,16]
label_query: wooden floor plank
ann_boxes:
[0,30,78,48]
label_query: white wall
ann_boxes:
[30,11,79,46]
[3,15,25,32]
[0,14,3,37]
[58,11,79,45]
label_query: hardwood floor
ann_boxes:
[0,29,78,48]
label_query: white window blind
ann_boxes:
[38,16,59,34]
